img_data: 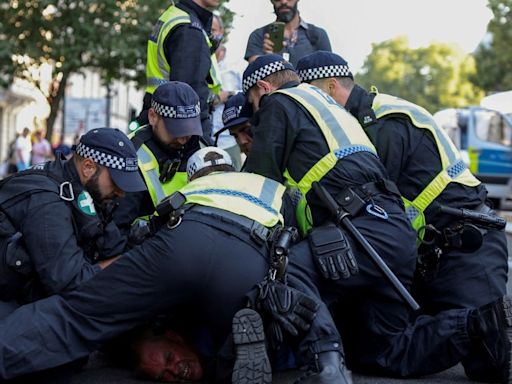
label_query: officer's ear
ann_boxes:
[148,108,158,126]
[80,158,99,181]
[256,79,274,94]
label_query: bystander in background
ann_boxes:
[31,130,53,165]
[15,127,32,171]
[210,14,242,170]
[244,0,331,66]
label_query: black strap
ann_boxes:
[188,205,271,245]
[130,125,153,151]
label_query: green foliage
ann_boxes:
[472,0,512,92]
[357,36,484,114]
[0,0,233,134]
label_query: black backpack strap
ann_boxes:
[130,125,153,151]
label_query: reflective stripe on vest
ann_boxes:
[274,83,378,234]
[180,172,285,227]
[136,144,187,208]
[372,93,480,233]
[145,6,221,95]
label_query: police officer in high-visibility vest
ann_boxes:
[0,147,323,384]
[0,128,146,317]
[140,0,222,143]
[296,51,511,382]
[113,82,202,242]
[241,54,512,383]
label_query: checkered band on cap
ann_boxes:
[222,105,243,125]
[151,99,200,119]
[298,65,352,82]
[242,61,287,94]
[75,142,138,171]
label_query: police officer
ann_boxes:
[241,54,512,382]
[0,128,146,315]
[114,81,202,241]
[295,51,511,382]
[141,0,222,142]
[214,92,254,158]
[0,147,324,384]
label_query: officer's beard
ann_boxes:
[275,2,299,23]
[85,168,106,210]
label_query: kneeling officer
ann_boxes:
[0,128,146,314]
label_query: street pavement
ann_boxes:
[71,352,471,383]
[70,215,512,384]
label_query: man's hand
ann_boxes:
[257,278,319,340]
[262,33,275,54]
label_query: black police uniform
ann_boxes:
[0,157,123,315]
[141,0,214,137]
[112,126,199,238]
[0,198,335,381]
[243,80,509,379]
[344,84,508,378]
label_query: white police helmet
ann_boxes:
[186,146,234,181]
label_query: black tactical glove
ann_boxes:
[309,224,358,280]
[257,278,319,341]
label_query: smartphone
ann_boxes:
[267,22,285,52]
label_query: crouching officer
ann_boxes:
[213,92,254,158]
[0,147,323,384]
[115,81,202,244]
[296,51,511,382]
[0,128,146,315]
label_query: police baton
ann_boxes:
[312,182,420,312]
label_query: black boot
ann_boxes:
[231,308,271,384]
[294,351,353,384]
[467,295,512,384]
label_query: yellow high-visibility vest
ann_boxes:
[274,83,378,235]
[129,128,188,209]
[371,92,481,235]
[145,5,221,95]
[180,172,285,228]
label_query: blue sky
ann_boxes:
[224,0,493,74]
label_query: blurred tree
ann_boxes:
[471,0,512,93]
[356,36,483,114]
[0,0,233,138]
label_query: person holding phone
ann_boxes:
[244,0,332,66]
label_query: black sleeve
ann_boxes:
[22,194,100,295]
[164,24,211,112]
[364,119,411,183]
[244,27,265,61]
[245,97,295,183]
[112,191,154,236]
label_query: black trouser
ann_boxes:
[0,213,271,379]
[0,212,336,381]
[412,227,509,379]
[292,193,478,377]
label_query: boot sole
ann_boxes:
[232,308,272,384]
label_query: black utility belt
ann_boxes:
[188,205,272,246]
[334,180,400,218]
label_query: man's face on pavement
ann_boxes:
[229,122,253,156]
[271,0,299,23]
[135,332,203,382]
